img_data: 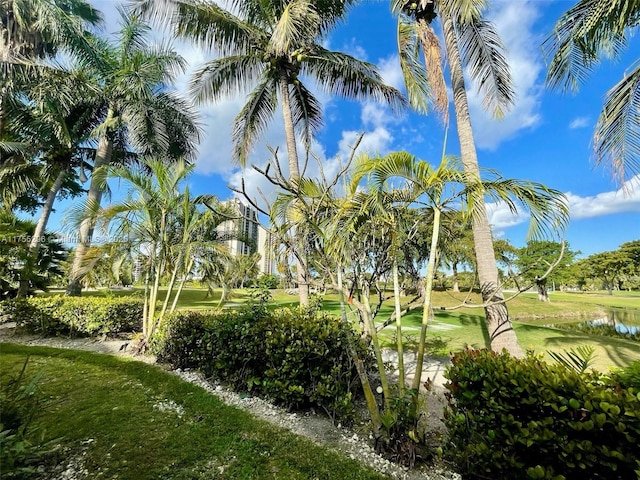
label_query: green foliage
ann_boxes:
[0,211,68,299]
[0,359,46,479]
[611,361,640,391]
[153,305,370,422]
[255,273,280,289]
[444,349,640,480]
[1,295,143,336]
[548,346,596,373]
[377,388,425,467]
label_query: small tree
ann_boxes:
[515,240,577,302]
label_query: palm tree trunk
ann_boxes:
[159,263,179,321]
[279,77,309,306]
[335,262,381,430]
[147,212,167,338]
[17,167,67,297]
[442,14,523,357]
[360,274,391,411]
[66,129,113,296]
[170,258,193,314]
[392,257,405,395]
[452,262,459,293]
[413,208,440,390]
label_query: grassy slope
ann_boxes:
[0,343,385,480]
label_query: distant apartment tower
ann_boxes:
[219,198,275,274]
[257,226,275,275]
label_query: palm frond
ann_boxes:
[594,61,640,183]
[302,47,407,112]
[231,76,278,165]
[440,0,489,24]
[135,0,266,56]
[457,18,514,118]
[544,0,633,92]
[288,80,323,151]
[268,0,320,56]
[190,55,265,103]
[396,16,431,114]
[477,177,569,241]
[416,18,448,122]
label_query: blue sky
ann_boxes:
[46,0,639,258]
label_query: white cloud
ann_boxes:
[569,117,590,129]
[378,55,405,92]
[486,201,531,231]
[341,38,368,61]
[466,0,543,150]
[567,175,640,219]
[486,175,640,236]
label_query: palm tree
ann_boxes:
[544,0,639,183]
[65,12,200,296]
[94,158,228,338]
[1,0,102,141]
[392,0,523,355]
[353,151,569,387]
[13,71,100,296]
[134,0,405,305]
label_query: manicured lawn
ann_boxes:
[40,286,640,371]
[0,343,385,480]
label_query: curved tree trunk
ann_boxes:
[535,277,549,302]
[66,130,113,296]
[279,77,309,306]
[442,15,523,357]
[17,167,68,297]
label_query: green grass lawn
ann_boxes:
[42,286,640,371]
[0,343,386,480]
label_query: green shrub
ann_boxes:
[1,295,143,336]
[611,361,640,391]
[443,349,640,480]
[255,274,280,289]
[153,306,369,422]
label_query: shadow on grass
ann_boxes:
[515,323,640,369]
[439,312,491,349]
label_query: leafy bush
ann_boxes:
[611,361,640,391]
[153,305,370,422]
[444,349,640,480]
[255,274,280,289]
[1,295,143,336]
[377,387,425,467]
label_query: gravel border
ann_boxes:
[0,325,460,480]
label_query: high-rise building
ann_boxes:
[257,226,275,275]
[218,198,275,274]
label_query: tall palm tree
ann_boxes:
[12,70,100,296]
[134,0,405,305]
[392,0,523,355]
[544,0,640,183]
[65,12,200,296]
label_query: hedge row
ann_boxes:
[152,305,371,422]
[0,296,143,337]
[444,349,640,480]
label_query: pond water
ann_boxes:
[548,307,640,340]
